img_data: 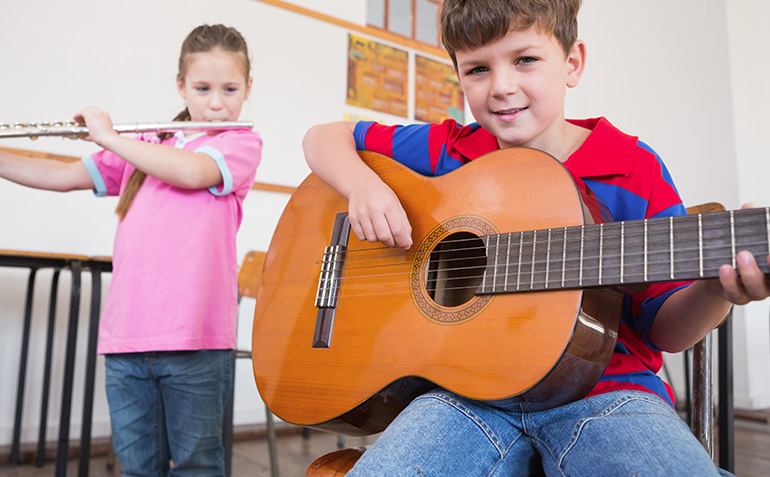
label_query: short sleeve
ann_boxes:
[81,148,130,197]
[193,129,262,197]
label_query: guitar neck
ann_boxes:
[478,207,770,294]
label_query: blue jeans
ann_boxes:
[348,389,732,477]
[104,350,233,477]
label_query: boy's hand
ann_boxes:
[708,251,770,305]
[73,106,119,147]
[347,178,413,249]
[706,203,770,305]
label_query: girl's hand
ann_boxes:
[347,178,412,250]
[73,106,119,147]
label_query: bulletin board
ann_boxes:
[415,55,464,123]
[347,34,409,117]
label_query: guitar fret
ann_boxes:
[730,211,736,268]
[505,232,511,292]
[545,229,552,288]
[644,219,647,282]
[598,223,604,285]
[620,222,625,283]
[517,231,523,291]
[530,230,537,290]
[561,227,567,288]
[765,207,770,253]
[480,236,488,292]
[698,214,704,277]
[491,234,499,291]
[669,216,674,280]
[579,225,585,287]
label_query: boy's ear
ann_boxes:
[566,40,587,88]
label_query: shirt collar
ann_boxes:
[173,130,207,148]
[564,117,637,178]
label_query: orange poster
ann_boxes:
[415,55,464,123]
[347,34,408,117]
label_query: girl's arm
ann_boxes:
[0,149,93,191]
[75,106,222,190]
[303,121,412,249]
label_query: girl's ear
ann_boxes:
[566,39,586,88]
[177,79,187,99]
[245,76,253,100]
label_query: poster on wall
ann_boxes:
[347,34,408,117]
[415,55,464,123]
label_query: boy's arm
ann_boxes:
[74,106,223,190]
[0,149,93,191]
[303,121,412,249]
[649,221,770,353]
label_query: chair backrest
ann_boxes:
[238,251,267,299]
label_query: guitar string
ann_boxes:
[327,211,769,266]
[327,223,768,273]
[316,223,769,297]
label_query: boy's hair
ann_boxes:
[441,0,582,67]
[116,24,250,220]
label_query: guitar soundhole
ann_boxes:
[425,232,486,307]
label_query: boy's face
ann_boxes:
[454,25,584,153]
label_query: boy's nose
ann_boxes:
[491,71,518,97]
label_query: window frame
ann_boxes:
[369,0,442,47]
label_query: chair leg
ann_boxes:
[691,332,713,457]
[266,408,280,477]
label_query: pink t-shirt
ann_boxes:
[82,129,262,354]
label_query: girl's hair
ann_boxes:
[115,24,251,220]
[440,0,582,68]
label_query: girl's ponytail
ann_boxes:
[114,108,191,220]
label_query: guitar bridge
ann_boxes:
[313,212,351,348]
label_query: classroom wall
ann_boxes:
[0,0,767,447]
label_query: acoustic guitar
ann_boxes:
[251,148,769,436]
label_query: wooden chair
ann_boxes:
[223,251,280,477]
[305,203,731,476]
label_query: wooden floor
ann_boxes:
[1,416,769,476]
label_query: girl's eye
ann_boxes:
[225,87,238,94]
[195,86,210,93]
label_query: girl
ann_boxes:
[0,24,262,475]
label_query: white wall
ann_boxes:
[0,0,767,447]
[725,0,770,409]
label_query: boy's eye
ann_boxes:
[465,66,488,76]
[517,56,537,65]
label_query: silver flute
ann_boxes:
[0,121,253,139]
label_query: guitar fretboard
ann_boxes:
[478,207,770,294]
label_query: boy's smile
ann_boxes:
[454,25,586,160]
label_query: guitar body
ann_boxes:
[252,149,621,435]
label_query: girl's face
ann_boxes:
[177,49,252,124]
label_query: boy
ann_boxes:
[303,0,769,475]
